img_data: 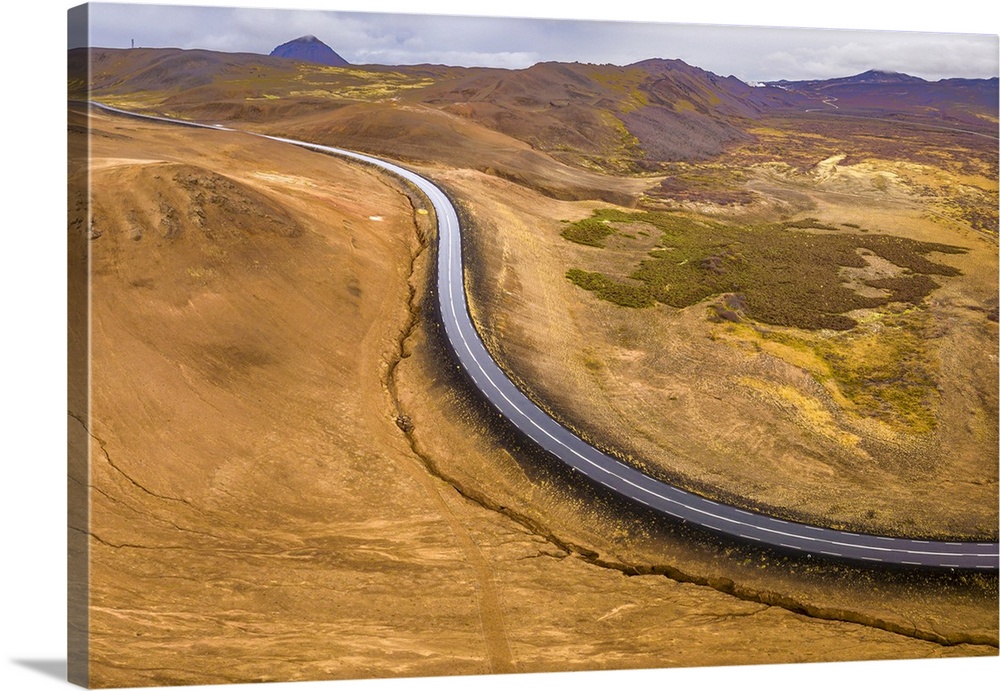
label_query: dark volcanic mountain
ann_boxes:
[770,69,927,90]
[269,35,349,67]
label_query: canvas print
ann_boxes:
[67,2,999,688]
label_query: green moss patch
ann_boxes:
[559,208,641,247]
[564,209,966,330]
[781,217,839,231]
[566,269,655,307]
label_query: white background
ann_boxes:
[1,1,997,690]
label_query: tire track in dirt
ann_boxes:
[379,181,516,675]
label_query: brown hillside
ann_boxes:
[72,47,808,178]
[417,59,807,167]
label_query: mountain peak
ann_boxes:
[845,69,925,83]
[269,35,349,67]
[765,69,927,90]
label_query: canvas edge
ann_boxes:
[67,3,91,688]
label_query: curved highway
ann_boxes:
[89,102,1000,571]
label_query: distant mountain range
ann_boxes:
[68,44,998,177]
[766,69,998,129]
[269,35,349,67]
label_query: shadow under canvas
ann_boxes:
[12,659,68,682]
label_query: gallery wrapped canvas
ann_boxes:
[66,2,999,689]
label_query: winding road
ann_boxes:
[88,102,1000,571]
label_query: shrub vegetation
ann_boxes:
[563,209,966,329]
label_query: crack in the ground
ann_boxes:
[69,411,200,510]
[76,524,347,559]
[514,551,571,562]
[71,524,187,551]
[85,478,224,541]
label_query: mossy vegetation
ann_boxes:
[781,218,839,231]
[563,209,966,330]
[587,66,650,113]
[736,310,942,434]
[559,208,640,247]
[565,269,655,307]
[817,313,939,433]
[650,165,756,206]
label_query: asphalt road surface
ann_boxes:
[88,102,1000,571]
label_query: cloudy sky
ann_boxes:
[73,0,999,82]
